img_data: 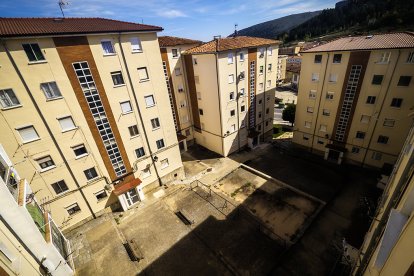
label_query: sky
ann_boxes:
[1,0,338,41]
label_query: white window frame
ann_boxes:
[66,203,81,216]
[379,52,391,64]
[172,49,179,58]
[161,158,169,169]
[0,88,21,109]
[229,92,235,101]
[142,167,151,179]
[84,167,98,181]
[111,71,125,87]
[326,92,334,100]
[40,82,62,100]
[151,118,161,130]
[130,37,142,53]
[307,106,313,113]
[383,119,395,127]
[319,124,327,132]
[361,115,371,124]
[36,155,56,172]
[311,73,319,82]
[329,73,338,83]
[94,190,108,201]
[137,67,149,82]
[229,124,236,133]
[240,88,245,96]
[120,101,133,114]
[175,68,182,76]
[72,144,88,159]
[239,52,244,61]
[58,116,77,132]
[22,43,45,62]
[228,74,234,84]
[267,80,271,88]
[304,121,312,128]
[322,109,330,116]
[197,92,202,100]
[17,125,40,143]
[101,40,116,55]
[268,47,273,56]
[144,95,155,108]
[228,53,234,64]
[156,139,165,149]
[309,90,317,99]
[135,147,145,158]
[128,125,139,137]
[51,180,69,195]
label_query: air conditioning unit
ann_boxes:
[239,72,245,79]
[178,88,184,92]
[259,53,264,58]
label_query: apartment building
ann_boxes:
[277,55,288,85]
[0,18,184,231]
[182,36,279,156]
[353,124,414,276]
[293,33,414,168]
[0,145,73,275]
[158,36,202,151]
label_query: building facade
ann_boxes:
[277,55,288,85]
[0,18,184,231]
[0,145,73,275]
[353,123,414,276]
[183,36,279,156]
[293,33,414,168]
[158,36,202,151]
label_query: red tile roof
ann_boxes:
[158,36,202,47]
[0,17,163,38]
[304,32,414,53]
[113,178,142,196]
[185,36,280,54]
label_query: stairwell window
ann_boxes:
[228,74,234,84]
[239,52,245,61]
[128,125,139,137]
[268,47,273,56]
[101,40,115,55]
[259,48,265,58]
[161,158,169,169]
[267,80,272,88]
[144,95,155,107]
[156,139,165,149]
[40,82,62,100]
[36,156,55,171]
[0,89,21,108]
[84,167,98,181]
[228,53,234,64]
[361,115,371,124]
[377,135,389,144]
[372,152,382,160]
[22,43,45,62]
[398,76,412,86]
[326,92,334,100]
[175,68,182,76]
[309,90,317,99]
[268,63,272,71]
[391,98,403,108]
[356,131,366,139]
[135,147,145,158]
[111,71,125,86]
[17,126,39,143]
[73,144,88,158]
[151,118,160,129]
[351,147,360,154]
[130,37,142,53]
[304,121,312,128]
[259,66,264,74]
[241,105,246,112]
[180,100,186,108]
[383,119,395,127]
[259,83,264,91]
[366,96,376,104]
[311,73,319,82]
[307,106,313,113]
[323,109,330,116]
[137,67,149,81]
[329,73,338,83]
[333,54,342,64]
[314,55,322,64]
[319,124,327,132]
[199,109,204,115]
[378,52,391,63]
[66,203,81,216]
[240,88,245,96]
[372,75,384,85]
[178,84,184,93]
[120,101,133,114]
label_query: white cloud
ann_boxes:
[156,9,188,18]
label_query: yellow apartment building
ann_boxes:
[353,123,414,276]
[0,18,184,231]
[293,33,414,168]
[158,36,202,151]
[277,54,288,85]
[182,36,280,156]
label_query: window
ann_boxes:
[51,180,68,195]
[120,101,132,114]
[229,92,235,101]
[326,92,334,100]
[66,203,81,215]
[135,147,145,158]
[240,119,246,128]
[304,121,311,128]
[407,52,414,63]
[258,99,262,104]
[240,88,245,96]
[333,54,342,63]
[110,71,124,86]
[22,43,45,62]
[239,71,245,80]
[175,68,182,76]
[144,95,155,107]
[228,74,234,84]
[259,83,264,91]
[130,37,142,52]
[267,80,271,88]
[323,109,330,116]
[40,82,62,99]
[101,40,115,55]
[17,126,39,143]
[265,121,269,127]
[194,76,200,84]
[178,84,184,93]
[317,139,324,145]
[239,52,244,61]
[352,147,360,154]
[185,129,191,136]
[193,58,198,65]
[379,52,391,63]
[58,116,76,132]
[398,76,411,86]
[309,90,317,99]
[142,167,151,178]
[391,98,403,108]
[181,114,189,123]
[307,106,314,113]
[366,96,376,104]
[268,63,272,71]
[230,109,235,117]
[172,49,179,58]
[319,124,327,132]
[241,105,246,112]
[199,109,204,115]
[259,48,265,58]
[0,89,20,108]
[229,124,236,132]
[151,118,160,129]
[266,108,269,114]
[228,53,234,64]
[128,125,139,137]
[377,135,389,144]
[258,125,262,131]
[303,134,310,140]
[372,75,384,85]
[258,111,262,118]
[84,167,98,180]
[311,73,319,82]
[180,100,186,108]
[314,55,322,63]
[383,119,395,127]
[197,92,202,100]
[268,47,273,56]
[73,144,87,158]
[137,67,149,81]
[95,190,108,201]
[372,152,382,160]
[161,158,169,169]
[329,74,338,83]
[259,66,264,74]
[361,115,371,123]
[36,156,55,170]
[356,131,366,139]
[156,139,165,149]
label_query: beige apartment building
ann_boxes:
[353,123,414,276]
[182,36,279,156]
[277,54,288,85]
[293,33,414,168]
[0,18,184,231]
[158,36,202,151]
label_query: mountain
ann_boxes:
[229,11,322,39]
[284,0,414,42]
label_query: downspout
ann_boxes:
[235,51,241,152]
[214,38,225,156]
[261,47,268,141]
[2,40,96,219]
[180,52,195,136]
[310,52,329,153]
[361,49,401,166]
[117,34,162,186]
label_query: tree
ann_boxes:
[282,103,296,126]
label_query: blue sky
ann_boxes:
[2,0,338,41]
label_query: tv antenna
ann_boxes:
[234,23,238,37]
[58,0,69,17]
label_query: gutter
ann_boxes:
[214,38,225,156]
[234,51,241,152]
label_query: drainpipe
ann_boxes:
[310,52,329,153]
[214,37,225,156]
[117,34,162,186]
[234,51,241,152]
[262,47,268,142]
[361,50,401,166]
[2,40,96,219]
